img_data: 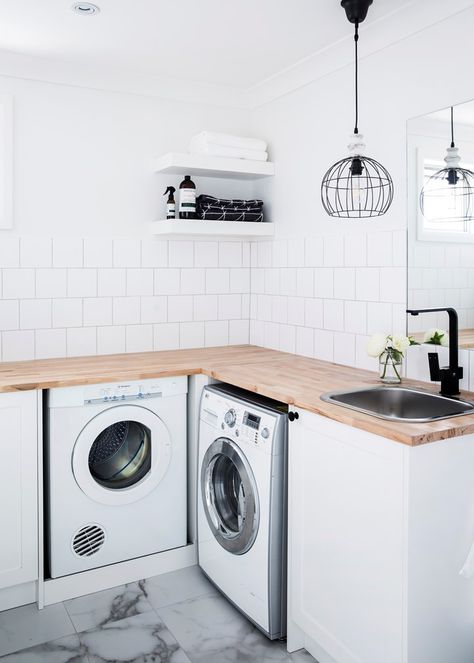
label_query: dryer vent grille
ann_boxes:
[72,524,105,557]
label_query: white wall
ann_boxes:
[249,7,474,374]
[0,76,254,360]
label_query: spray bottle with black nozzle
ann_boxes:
[163,186,176,219]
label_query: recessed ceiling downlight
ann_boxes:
[72,2,100,15]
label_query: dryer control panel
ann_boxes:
[201,386,286,455]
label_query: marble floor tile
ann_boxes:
[143,566,217,610]
[78,611,191,663]
[157,593,293,663]
[0,603,75,658]
[0,635,87,663]
[64,581,153,632]
[290,649,317,662]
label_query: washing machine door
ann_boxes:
[201,437,259,555]
[72,404,172,505]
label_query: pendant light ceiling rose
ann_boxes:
[341,0,374,24]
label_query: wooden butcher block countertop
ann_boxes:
[1,344,474,446]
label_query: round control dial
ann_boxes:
[261,427,270,439]
[224,409,237,427]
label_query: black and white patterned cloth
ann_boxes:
[196,194,264,222]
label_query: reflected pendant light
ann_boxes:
[419,106,474,224]
[321,0,394,218]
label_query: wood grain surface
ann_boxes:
[1,345,473,446]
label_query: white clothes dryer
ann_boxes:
[47,376,187,578]
[198,383,288,639]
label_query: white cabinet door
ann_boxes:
[0,391,38,589]
[288,409,407,663]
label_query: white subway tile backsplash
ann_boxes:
[194,295,218,321]
[380,267,406,304]
[313,329,334,362]
[36,269,67,298]
[141,240,168,268]
[230,268,250,294]
[323,235,344,267]
[219,242,242,267]
[355,268,380,302]
[154,268,180,295]
[367,302,393,335]
[0,237,19,268]
[126,269,154,296]
[344,301,367,335]
[35,328,66,359]
[141,296,167,324]
[53,238,83,268]
[271,295,287,324]
[20,237,52,268]
[168,295,193,322]
[153,323,180,351]
[264,268,279,296]
[304,237,323,267]
[179,322,205,349]
[20,299,51,330]
[333,268,356,300]
[206,268,229,294]
[68,269,97,298]
[333,331,355,367]
[126,324,153,353]
[305,298,323,328]
[113,238,141,268]
[2,330,35,361]
[0,300,19,330]
[112,297,140,325]
[367,231,393,267]
[314,268,334,299]
[323,299,344,331]
[194,242,218,268]
[97,325,126,355]
[229,319,249,345]
[84,238,113,268]
[218,294,242,320]
[98,269,126,297]
[296,326,314,358]
[280,268,297,297]
[83,297,113,327]
[52,299,83,328]
[257,241,272,268]
[279,324,296,353]
[3,269,35,299]
[205,320,229,347]
[296,268,314,298]
[67,327,97,357]
[287,297,305,326]
[169,240,194,268]
[287,239,305,268]
[344,233,367,267]
[273,239,288,268]
[242,242,251,268]
[180,269,206,295]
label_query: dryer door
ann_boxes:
[201,437,259,555]
[72,405,172,505]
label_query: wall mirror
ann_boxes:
[407,98,474,349]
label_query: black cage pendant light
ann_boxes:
[419,106,474,224]
[321,0,394,218]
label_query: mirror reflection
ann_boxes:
[407,100,474,349]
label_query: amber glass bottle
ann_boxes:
[179,175,196,219]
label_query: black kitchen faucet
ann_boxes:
[406,307,463,397]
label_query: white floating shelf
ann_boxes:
[150,220,274,240]
[153,152,274,180]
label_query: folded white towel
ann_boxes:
[190,131,267,153]
[189,137,268,162]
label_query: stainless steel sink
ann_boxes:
[321,386,474,423]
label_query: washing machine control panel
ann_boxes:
[84,380,164,404]
[202,390,281,453]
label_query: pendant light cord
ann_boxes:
[450,106,455,148]
[354,21,359,135]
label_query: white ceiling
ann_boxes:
[0,0,400,88]
[0,0,471,107]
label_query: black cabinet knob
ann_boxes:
[288,411,299,422]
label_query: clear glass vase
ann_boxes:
[379,350,402,384]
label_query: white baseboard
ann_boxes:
[43,543,197,606]
[0,581,37,612]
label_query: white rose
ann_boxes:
[391,335,410,353]
[423,328,449,346]
[367,333,387,358]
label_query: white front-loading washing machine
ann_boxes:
[47,376,187,578]
[198,383,288,639]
